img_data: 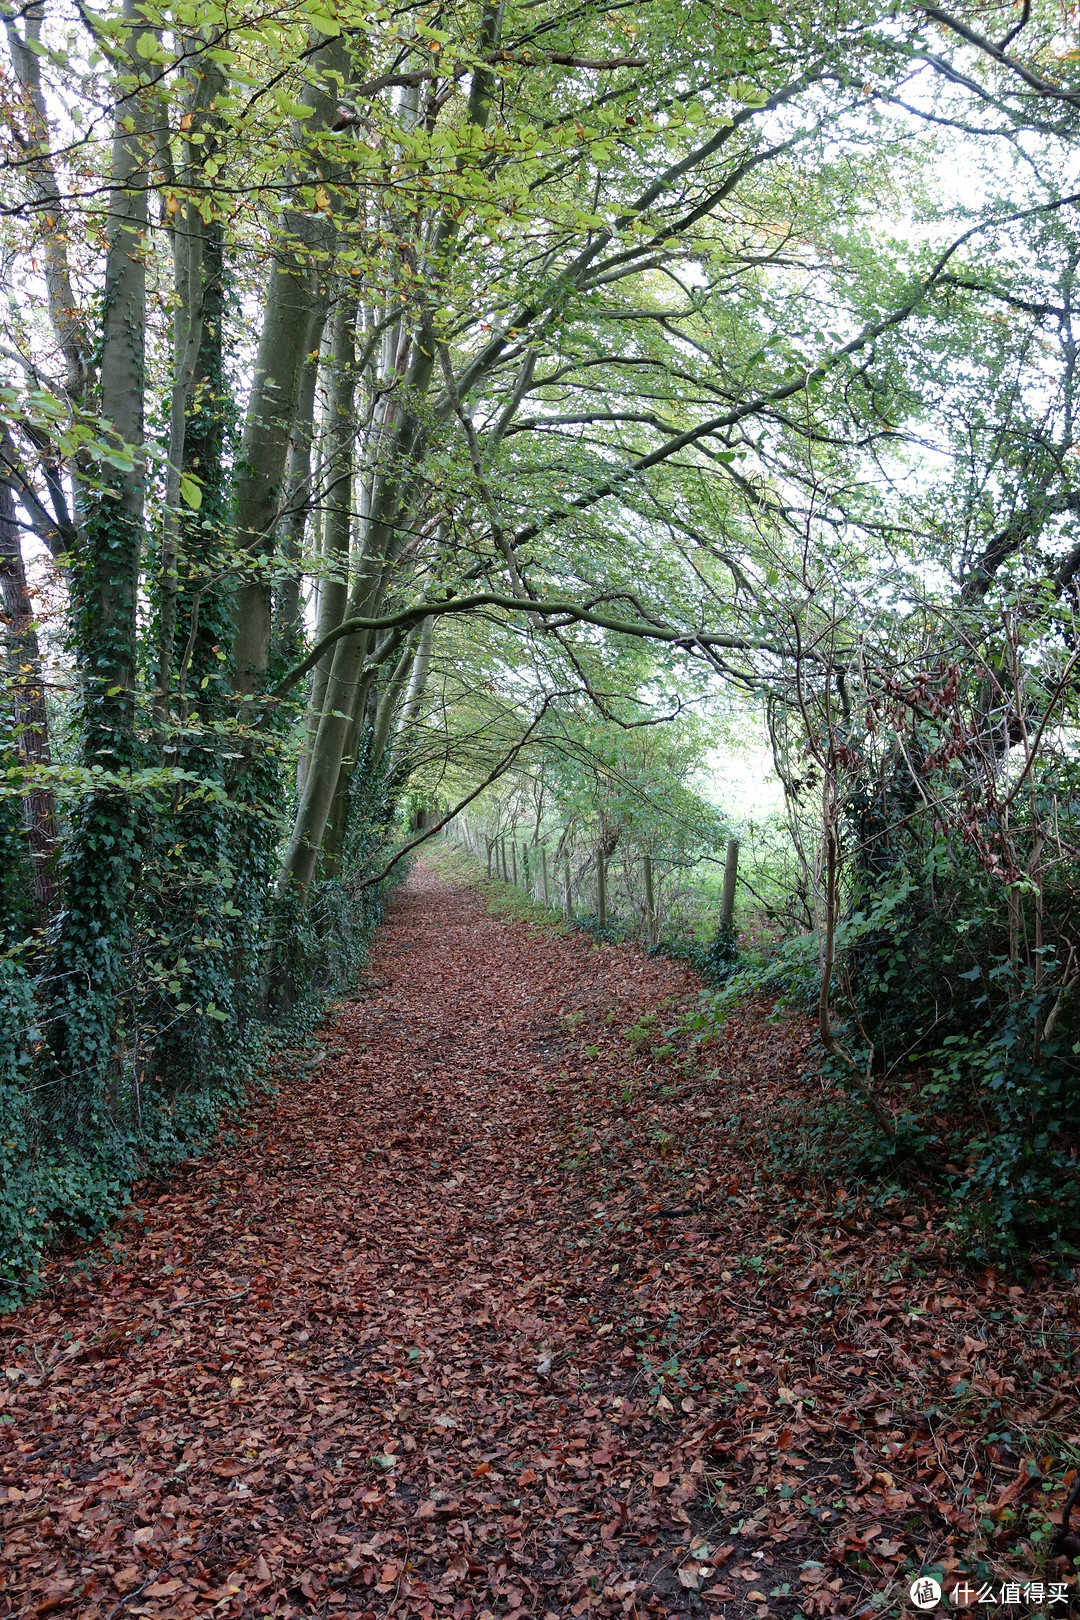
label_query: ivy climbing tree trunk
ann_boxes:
[0,477,57,926]
[153,51,225,744]
[44,0,150,1129]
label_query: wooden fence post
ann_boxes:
[511,842,518,886]
[643,852,657,945]
[541,846,549,906]
[721,837,739,929]
[522,843,530,894]
[597,852,607,929]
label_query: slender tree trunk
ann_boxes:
[82,0,148,759]
[275,5,505,901]
[720,838,739,928]
[301,294,358,778]
[643,852,656,945]
[275,310,326,671]
[277,343,437,897]
[44,0,150,1122]
[232,255,320,693]
[0,478,58,923]
[371,634,418,771]
[176,220,229,710]
[3,2,87,405]
[154,57,224,741]
[231,38,344,696]
[319,656,379,879]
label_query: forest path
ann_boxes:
[2,858,1076,1620]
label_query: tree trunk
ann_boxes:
[720,838,739,928]
[276,335,438,897]
[392,614,433,756]
[275,310,326,671]
[643,852,656,945]
[230,39,344,696]
[274,4,505,900]
[301,294,358,779]
[3,2,87,405]
[0,477,58,923]
[153,55,224,742]
[82,0,148,760]
[370,634,418,771]
[44,0,150,1126]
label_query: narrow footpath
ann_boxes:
[2,861,1077,1620]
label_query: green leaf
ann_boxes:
[179,475,202,509]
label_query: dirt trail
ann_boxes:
[3,861,1078,1620]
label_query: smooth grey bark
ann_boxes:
[318,655,376,879]
[275,309,326,669]
[277,6,506,898]
[231,253,321,692]
[370,633,418,770]
[720,837,739,927]
[391,613,433,755]
[98,3,147,502]
[230,37,345,695]
[300,294,359,779]
[277,306,439,895]
[3,2,87,404]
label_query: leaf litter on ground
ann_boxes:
[1,859,1079,1619]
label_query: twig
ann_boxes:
[163,1288,250,1314]
[104,1576,156,1620]
[357,697,559,889]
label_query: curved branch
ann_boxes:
[270,593,781,701]
[919,4,1080,105]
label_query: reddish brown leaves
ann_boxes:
[1,861,1078,1618]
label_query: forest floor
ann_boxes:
[2,855,1079,1620]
